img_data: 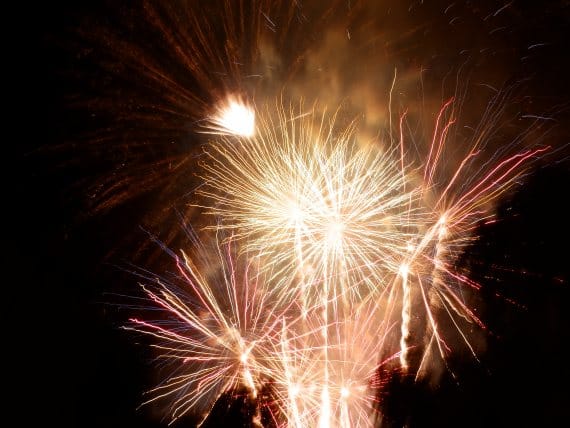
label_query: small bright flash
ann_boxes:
[214,99,255,137]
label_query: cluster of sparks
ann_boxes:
[126,98,547,427]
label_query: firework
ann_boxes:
[198,97,548,374]
[198,104,423,311]
[102,0,557,423]
[123,230,393,427]
[126,94,548,426]
[269,299,395,428]
[124,233,299,425]
[126,90,550,426]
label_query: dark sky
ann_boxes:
[17,1,570,427]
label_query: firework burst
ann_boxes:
[198,104,423,310]
[126,92,548,426]
[197,97,548,376]
[124,233,300,425]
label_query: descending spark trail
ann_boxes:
[398,263,411,371]
[267,299,391,427]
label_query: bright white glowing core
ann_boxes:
[290,384,300,396]
[215,100,255,137]
[326,220,345,245]
[288,201,305,224]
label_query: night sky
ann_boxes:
[19,1,570,427]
